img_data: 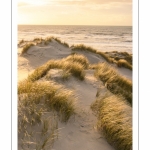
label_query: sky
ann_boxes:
[18,0,132,26]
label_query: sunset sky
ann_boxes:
[18,0,132,26]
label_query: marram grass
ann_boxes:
[21,43,35,54]
[18,80,76,122]
[71,44,113,63]
[91,95,132,150]
[117,59,132,70]
[27,54,88,81]
[95,62,132,104]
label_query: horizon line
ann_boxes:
[18,24,132,27]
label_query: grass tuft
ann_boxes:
[117,59,132,70]
[95,62,132,104]
[53,37,69,47]
[18,80,76,122]
[21,43,35,54]
[91,95,132,150]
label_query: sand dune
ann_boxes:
[18,39,132,150]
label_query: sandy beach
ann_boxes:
[18,38,132,150]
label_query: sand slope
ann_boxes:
[18,39,132,150]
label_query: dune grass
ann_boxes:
[28,54,88,81]
[65,53,89,69]
[53,37,69,47]
[21,43,35,54]
[19,39,25,45]
[71,44,113,63]
[95,62,132,104]
[18,80,76,122]
[117,59,132,70]
[91,95,132,150]
[71,44,97,53]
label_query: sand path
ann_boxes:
[51,70,114,150]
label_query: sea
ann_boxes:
[18,25,132,54]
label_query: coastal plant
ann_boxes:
[117,59,132,70]
[18,80,76,122]
[53,37,69,47]
[19,39,25,45]
[62,61,85,80]
[96,51,113,63]
[27,54,87,81]
[21,43,35,54]
[71,44,113,63]
[71,44,97,53]
[95,62,132,104]
[91,95,132,150]
[64,54,89,69]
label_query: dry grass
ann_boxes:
[53,37,69,47]
[96,51,113,63]
[91,95,132,150]
[28,54,88,81]
[18,80,76,122]
[21,43,35,54]
[71,44,113,63]
[62,61,85,80]
[71,44,97,53]
[19,39,25,45]
[95,62,132,104]
[64,54,89,69]
[117,59,132,70]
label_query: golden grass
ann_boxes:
[65,54,89,69]
[28,54,88,81]
[19,39,25,45]
[71,44,113,63]
[95,62,132,104]
[96,51,113,63]
[117,59,132,70]
[62,61,85,80]
[18,80,76,122]
[91,95,132,150]
[71,44,97,53]
[21,43,35,54]
[53,37,69,47]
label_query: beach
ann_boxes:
[18,37,132,150]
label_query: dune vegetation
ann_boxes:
[71,44,113,63]
[18,79,76,149]
[21,43,35,54]
[95,62,132,105]
[117,59,132,70]
[91,94,132,150]
[27,54,89,81]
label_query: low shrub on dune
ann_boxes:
[91,95,132,150]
